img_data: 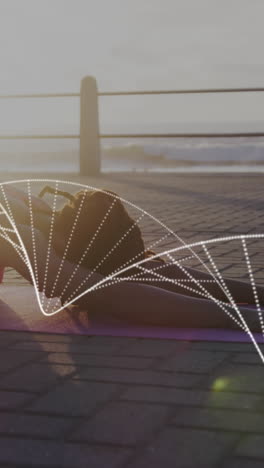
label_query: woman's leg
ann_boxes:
[77,278,261,331]
[134,260,263,305]
[0,225,260,332]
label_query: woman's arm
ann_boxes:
[0,196,51,234]
[4,185,52,214]
[0,194,64,252]
[0,197,30,226]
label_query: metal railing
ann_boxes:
[1,76,264,175]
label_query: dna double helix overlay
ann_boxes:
[0,179,263,361]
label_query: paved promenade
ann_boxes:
[0,172,264,467]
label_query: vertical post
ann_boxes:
[80,76,101,176]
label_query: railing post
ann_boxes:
[80,76,101,176]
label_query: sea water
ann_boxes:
[1,137,264,173]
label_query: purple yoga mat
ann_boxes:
[0,285,263,344]
[78,319,264,343]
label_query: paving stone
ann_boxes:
[158,350,229,373]
[12,341,121,355]
[0,390,33,410]
[222,458,264,468]
[120,339,185,357]
[0,412,73,438]
[0,363,76,392]
[88,336,140,346]
[27,380,119,416]
[70,401,169,445]
[231,353,263,364]
[0,350,45,374]
[121,386,260,410]
[0,336,21,347]
[235,434,264,458]
[73,367,202,387]
[0,437,130,467]
[171,407,264,432]
[29,333,87,343]
[0,331,82,343]
[189,342,258,353]
[127,427,238,468]
[40,352,154,369]
[0,331,39,341]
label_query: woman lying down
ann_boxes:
[0,184,262,332]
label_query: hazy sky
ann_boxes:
[1,0,264,137]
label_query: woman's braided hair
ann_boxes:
[39,186,149,276]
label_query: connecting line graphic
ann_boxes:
[27,181,40,296]
[200,244,252,334]
[165,252,246,332]
[89,273,246,323]
[0,230,24,259]
[0,203,41,311]
[49,235,260,336]
[85,240,263,363]
[47,194,118,314]
[104,222,231,306]
[41,181,58,305]
[128,254,197,277]
[0,178,264,364]
[44,188,90,312]
[0,179,219,317]
[241,238,264,335]
[0,192,25,264]
[64,211,146,307]
[0,226,16,233]
[0,186,21,241]
[122,259,245,331]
